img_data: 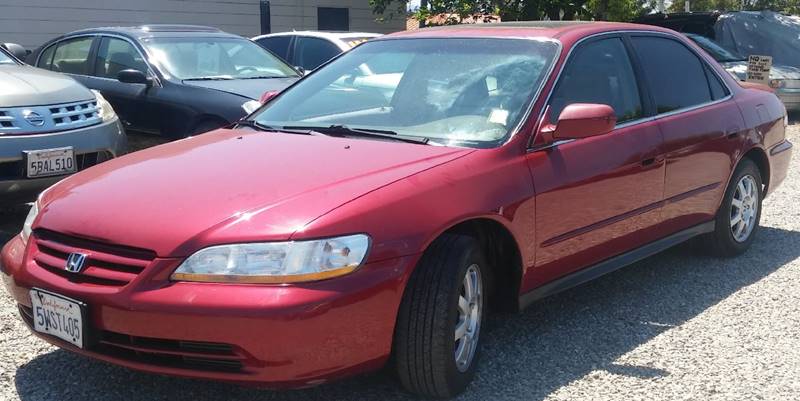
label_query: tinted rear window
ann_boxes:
[256,36,291,60]
[631,36,713,113]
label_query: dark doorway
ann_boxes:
[259,0,271,34]
[318,7,349,31]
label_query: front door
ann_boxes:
[86,36,157,133]
[524,35,666,290]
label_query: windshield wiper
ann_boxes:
[240,75,288,80]
[284,124,431,145]
[235,120,328,136]
[183,76,234,81]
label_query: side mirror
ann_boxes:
[294,66,307,76]
[259,90,280,104]
[117,69,152,86]
[2,43,28,61]
[552,103,616,140]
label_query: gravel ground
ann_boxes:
[1,125,799,401]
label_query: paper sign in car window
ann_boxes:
[746,55,772,86]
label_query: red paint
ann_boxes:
[551,103,617,140]
[2,22,792,387]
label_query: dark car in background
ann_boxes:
[28,25,301,138]
[636,11,800,67]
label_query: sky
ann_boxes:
[408,0,421,10]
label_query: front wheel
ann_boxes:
[394,234,487,398]
[705,158,763,256]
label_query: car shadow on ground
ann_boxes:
[13,226,800,401]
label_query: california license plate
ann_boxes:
[24,147,76,178]
[29,288,86,348]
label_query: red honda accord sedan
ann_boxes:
[1,22,793,397]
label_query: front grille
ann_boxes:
[32,229,156,287]
[0,99,100,135]
[0,151,113,180]
[96,331,246,373]
[17,305,247,373]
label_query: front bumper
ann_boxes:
[777,89,800,111]
[0,118,126,204]
[766,138,793,197]
[1,233,415,387]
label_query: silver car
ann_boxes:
[0,44,126,204]
[687,34,800,111]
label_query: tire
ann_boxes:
[704,158,763,257]
[394,234,487,398]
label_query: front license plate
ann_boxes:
[29,288,86,348]
[24,147,76,178]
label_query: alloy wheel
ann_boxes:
[454,264,482,372]
[730,174,759,243]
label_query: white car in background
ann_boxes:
[253,31,380,72]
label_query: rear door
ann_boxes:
[629,34,745,233]
[525,35,666,288]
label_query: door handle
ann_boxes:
[641,155,664,169]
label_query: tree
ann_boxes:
[369,0,656,24]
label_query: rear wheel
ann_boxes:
[705,159,763,256]
[394,234,487,398]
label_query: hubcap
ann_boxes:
[730,174,759,243]
[454,264,482,372]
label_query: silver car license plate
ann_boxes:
[24,147,76,178]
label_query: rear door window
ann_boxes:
[50,36,94,75]
[256,36,292,61]
[94,37,149,79]
[294,37,341,70]
[631,36,714,113]
[549,37,643,124]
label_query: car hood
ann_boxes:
[0,65,93,107]
[38,128,472,257]
[721,61,800,81]
[182,77,299,100]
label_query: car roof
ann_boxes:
[383,21,678,46]
[62,25,242,41]
[253,31,382,41]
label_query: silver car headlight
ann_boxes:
[241,100,262,115]
[91,90,117,122]
[171,234,371,284]
[20,202,39,244]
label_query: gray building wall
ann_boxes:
[0,0,405,50]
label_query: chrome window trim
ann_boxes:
[528,29,737,151]
[37,33,162,87]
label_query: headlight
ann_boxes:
[20,202,39,243]
[91,90,117,122]
[769,79,785,89]
[171,234,371,284]
[241,100,262,115]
